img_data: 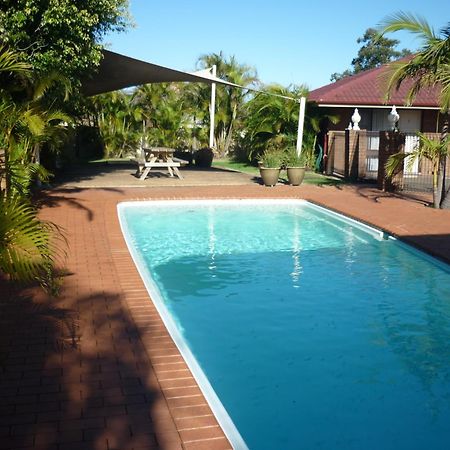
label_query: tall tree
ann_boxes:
[242,84,308,161]
[190,52,258,156]
[331,28,411,82]
[378,13,450,208]
[0,0,131,99]
[133,83,189,149]
[91,91,142,158]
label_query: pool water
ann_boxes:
[119,200,450,450]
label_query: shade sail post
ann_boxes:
[296,96,306,156]
[209,65,217,149]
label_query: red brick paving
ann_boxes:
[1,183,450,450]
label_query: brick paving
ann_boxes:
[1,177,450,450]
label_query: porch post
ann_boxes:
[296,97,306,156]
[209,65,217,149]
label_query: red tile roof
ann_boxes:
[308,63,441,108]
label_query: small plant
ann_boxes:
[284,147,306,168]
[259,148,284,168]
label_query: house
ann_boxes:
[308,64,447,192]
[308,63,444,134]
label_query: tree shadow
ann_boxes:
[51,162,137,188]
[351,182,432,206]
[34,187,125,223]
[0,280,166,449]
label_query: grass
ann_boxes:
[87,158,135,164]
[213,160,260,176]
[213,159,344,186]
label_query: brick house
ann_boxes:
[308,64,447,191]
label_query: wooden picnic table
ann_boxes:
[138,147,186,180]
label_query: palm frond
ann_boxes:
[378,12,436,40]
[0,195,67,289]
[0,45,30,74]
[32,72,72,102]
[385,151,408,177]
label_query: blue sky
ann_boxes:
[105,0,448,90]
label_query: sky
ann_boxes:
[104,0,448,90]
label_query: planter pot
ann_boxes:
[259,167,281,186]
[194,147,214,168]
[287,167,306,186]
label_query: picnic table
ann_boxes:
[137,147,187,180]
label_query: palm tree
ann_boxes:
[378,13,450,207]
[133,83,188,149]
[246,84,305,151]
[91,91,143,158]
[0,81,71,195]
[190,52,258,156]
[0,44,67,291]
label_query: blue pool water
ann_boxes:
[118,200,450,450]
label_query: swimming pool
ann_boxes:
[118,199,450,450]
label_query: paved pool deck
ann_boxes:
[1,172,450,450]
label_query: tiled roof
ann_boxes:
[308,63,441,107]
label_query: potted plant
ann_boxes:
[258,148,283,186]
[284,148,306,186]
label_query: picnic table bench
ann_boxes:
[136,147,188,180]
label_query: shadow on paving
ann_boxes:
[51,162,139,187]
[351,182,432,206]
[0,280,166,450]
[401,233,450,265]
[34,188,124,223]
[51,161,255,188]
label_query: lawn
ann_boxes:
[213,159,343,186]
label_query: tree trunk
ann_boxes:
[223,120,234,156]
[439,113,450,208]
[434,159,444,208]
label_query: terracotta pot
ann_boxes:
[259,167,280,186]
[286,167,306,186]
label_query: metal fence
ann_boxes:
[358,131,449,193]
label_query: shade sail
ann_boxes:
[80,49,306,154]
[81,50,238,96]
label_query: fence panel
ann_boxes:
[398,132,450,194]
[325,130,450,195]
[365,131,379,180]
[327,131,346,177]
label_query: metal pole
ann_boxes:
[296,96,306,157]
[209,65,217,149]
